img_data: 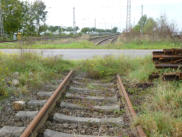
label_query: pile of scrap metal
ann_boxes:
[150,48,182,81]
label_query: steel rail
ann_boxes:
[96,35,118,45]
[89,34,120,41]
[111,36,119,44]
[153,55,182,59]
[155,64,182,69]
[117,75,146,137]
[20,70,74,137]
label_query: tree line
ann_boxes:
[42,26,118,35]
[128,15,179,40]
[80,27,118,34]
[1,0,47,37]
[0,0,119,39]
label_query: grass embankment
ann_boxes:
[0,52,74,100]
[0,40,181,49]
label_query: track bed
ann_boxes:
[0,72,144,137]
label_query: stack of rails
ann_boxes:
[152,49,182,80]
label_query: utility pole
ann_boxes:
[73,7,76,33]
[126,0,131,32]
[141,4,143,17]
[94,18,96,28]
[141,4,144,35]
[0,0,4,37]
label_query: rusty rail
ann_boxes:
[96,35,119,45]
[153,49,182,56]
[117,75,146,137]
[89,34,119,41]
[155,64,182,69]
[153,55,182,59]
[20,70,74,137]
[162,72,182,81]
[152,51,164,55]
[152,49,182,70]
[163,48,182,55]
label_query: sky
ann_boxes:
[26,0,182,31]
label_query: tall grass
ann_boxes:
[79,56,182,137]
[135,81,182,137]
[0,52,181,137]
[79,56,155,82]
[0,52,74,97]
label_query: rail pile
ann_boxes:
[152,48,182,80]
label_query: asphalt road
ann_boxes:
[0,49,161,60]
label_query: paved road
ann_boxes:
[0,49,161,60]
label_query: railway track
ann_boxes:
[0,71,146,137]
[89,34,120,46]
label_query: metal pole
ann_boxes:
[141,4,144,36]
[141,4,143,17]
[94,18,96,28]
[0,0,4,37]
[73,7,76,34]
[126,0,131,32]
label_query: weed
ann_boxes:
[135,81,182,137]
[0,53,74,100]
[0,51,181,137]
[79,56,156,82]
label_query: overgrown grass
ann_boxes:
[30,41,95,49]
[117,40,182,49]
[0,52,74,98]
[79,56,156,82]
[0,40,181,49]
[0,52,181,137]
[135,81,182,137]
[79,56,182,137]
